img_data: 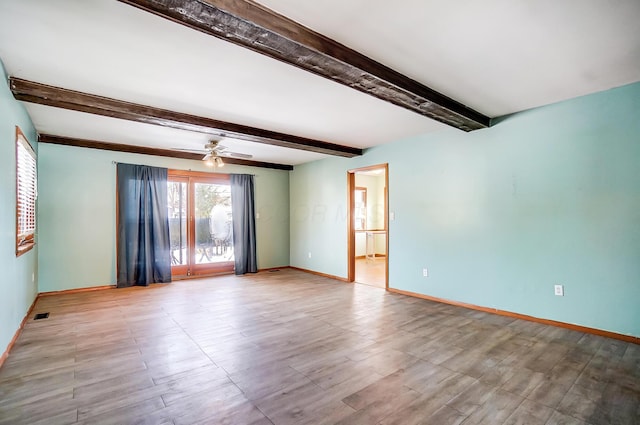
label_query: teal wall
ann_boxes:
[290,82,640,337]
[0,60,38,356]
[38,144,290,292]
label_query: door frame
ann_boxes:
[347,163,389,289]
[168,169,234,277]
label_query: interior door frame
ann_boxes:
[347,163,389,289]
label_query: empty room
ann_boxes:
[1,1,639,424]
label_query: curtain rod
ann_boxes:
[112,161,256,176]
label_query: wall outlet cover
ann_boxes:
[554,284,564,296]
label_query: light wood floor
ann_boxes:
[0,269,638,425]
[355,258,386,288]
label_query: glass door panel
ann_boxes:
[168,172,234,278]
[168,180,188,275]
[194,183,234,265]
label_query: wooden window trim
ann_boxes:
[15,126,36,257]
[168,169,230,182]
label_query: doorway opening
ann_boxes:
[167,169,234,278]
[347,164,388,289]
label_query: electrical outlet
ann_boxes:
[390,212,395,221]
[423,268,428,277]
[308,252,312,259]
[554,284,564,296]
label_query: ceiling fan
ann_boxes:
[174,138,253,168]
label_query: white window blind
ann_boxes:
[16,129,36,253]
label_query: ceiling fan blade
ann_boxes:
[220,151,253,159]
[172,146,252,160]
[172,147,207,153]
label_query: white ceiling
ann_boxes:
[1,0,639,166]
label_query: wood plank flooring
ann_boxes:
[355,258,386,288]
[0,269,638,424]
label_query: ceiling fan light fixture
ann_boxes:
[204,157,215,167]
[215,156,224,167]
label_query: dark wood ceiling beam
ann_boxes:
[118,0,490,132]
[10,78,362,158]
[38,134,294,170]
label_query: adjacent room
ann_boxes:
[1,1,639,424]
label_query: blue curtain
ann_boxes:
[230,174,257,275]
[117,163,172,287]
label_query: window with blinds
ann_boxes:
[16,127,37,256]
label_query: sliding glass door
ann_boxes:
[168,170,234,277]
